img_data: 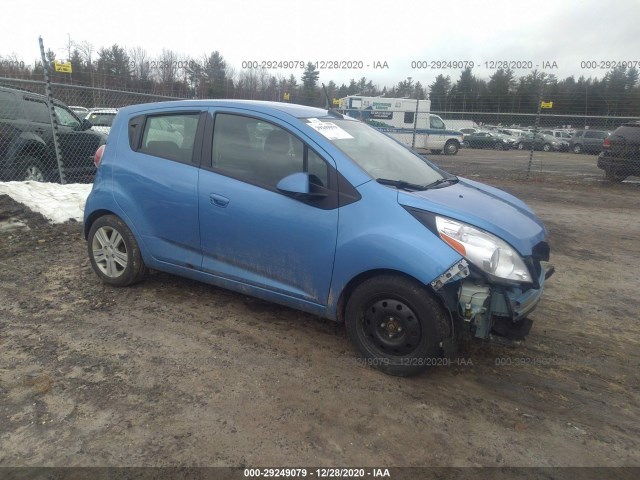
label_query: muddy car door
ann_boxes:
[198,110,339,308]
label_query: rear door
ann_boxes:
[197,109,339,305]
[113,109,206,269]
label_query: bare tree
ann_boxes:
[129,46,151,81]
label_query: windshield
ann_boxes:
[306,118,445,186]
[87,112,116,127]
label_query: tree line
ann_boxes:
[1,43,639,117]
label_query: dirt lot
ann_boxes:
[0,150,639,468]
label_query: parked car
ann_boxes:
[463,131,514,150]
[498,128,527,138]
[86,108,119,135]
[569,129,610,154]
[84,100,552,376]
[0,85,106,182]
[597,121,640,181]
[515,133,564,152]
[541,129,572,141]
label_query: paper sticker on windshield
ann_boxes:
[307,120,353,140]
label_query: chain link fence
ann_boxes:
[0,77,188,184]
[1,74,639,184]
[340,104,640,182]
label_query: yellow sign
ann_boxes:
[54,60,72,73]
[540,101,553,109]
[283,92,290,101]
[332,98,340,106]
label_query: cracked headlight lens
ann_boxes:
[435,216,531,282]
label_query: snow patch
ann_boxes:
[0,181,92,224]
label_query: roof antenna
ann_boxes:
[322,83,344,119]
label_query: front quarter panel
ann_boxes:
[328,181,463,318]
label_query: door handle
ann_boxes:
[209,193,229,208]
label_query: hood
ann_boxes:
[398,177,547,255]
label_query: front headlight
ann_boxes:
[435,216,531,282]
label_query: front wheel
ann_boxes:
[87,215,146,287]
[542,143,551,152]
[444,141,459,155]
[517,142,524,150]
[573,144,582,154]
[345,275,449,376]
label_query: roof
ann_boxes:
[117,99,352,121]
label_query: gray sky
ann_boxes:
[3,0,640,88]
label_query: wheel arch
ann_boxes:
[84,209,118,239]
[335,268,441,324]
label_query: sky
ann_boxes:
[3,0,640,89]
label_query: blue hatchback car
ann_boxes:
[84,100,552,376]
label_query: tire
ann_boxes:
[604,169,627,182]
[430,149,442,155]
[517,142,524,150]
[542,143,551,152]
[444,141,459,155]
[345,274,449,377]
[573,144,582,154]
[20,156,46,182]
[87,215,146,287]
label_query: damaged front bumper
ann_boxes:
[458,263,553,341]
[432,258,554,343]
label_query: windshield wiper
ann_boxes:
[424,176,459,189]
[376,178,428,191]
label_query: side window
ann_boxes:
[54,105,80,128]
[307,149,329,187]
[403,112,414,124]
[23,98,50,123]
[0,91,19,120]
[139,113,200,163]
[212,113,329,189]
[430,116,445,129]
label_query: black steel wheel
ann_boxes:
[345,275,449,376]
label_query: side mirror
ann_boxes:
[78,118,93,131]
[276,172,327,199]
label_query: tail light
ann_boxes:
[602,137,611,149]
[94,144,105,167]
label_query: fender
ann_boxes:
[326,181,463,318]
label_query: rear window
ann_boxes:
[139,113,200,164]
[613,125,640,142]
[585,131,608,139]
